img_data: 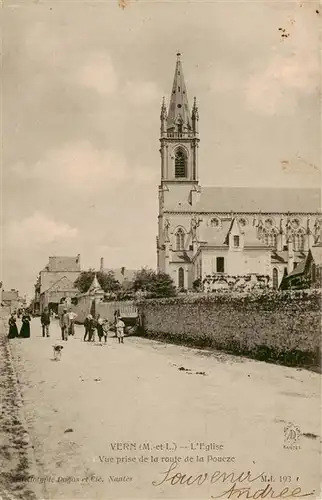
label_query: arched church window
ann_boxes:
[175,228,185,250]
[273,268,278,289]
[292,231,305,251]
[175,150,187,178]
[178,267,185,289]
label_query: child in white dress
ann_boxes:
[116,319,125,344]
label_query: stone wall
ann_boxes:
[137,290,321,368]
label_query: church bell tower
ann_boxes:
[159,52,200,184]
[157,53,200,274]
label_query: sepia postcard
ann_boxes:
[1,0,321,499]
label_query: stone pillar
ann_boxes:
[287,240,294,274]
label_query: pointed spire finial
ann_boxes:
[160,96,167,122]
[166,53,191,131]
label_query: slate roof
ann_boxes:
[103,268,137,283]
[193,187,321,213]
[286,259,307,278]
[42,256,81,273]
[271,250,306,264]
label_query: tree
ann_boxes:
[74,270,95,293]
[97,270,121,293]
[151,271,176,298]
[132,268,156,292]
[133,268,176,298]
[192,278,202,291]
[74,270,120,294]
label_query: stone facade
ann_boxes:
[34,255,81,313]
[157,55,321,289]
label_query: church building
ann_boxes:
[156,53,321,290]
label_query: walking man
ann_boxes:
[60,308,70,341]
[41,307,51,337]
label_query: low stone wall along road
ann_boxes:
[0,315,320,500]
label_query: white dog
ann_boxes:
[53,344,64,361]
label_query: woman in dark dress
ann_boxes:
[20,312,31,338]
[8,313,18,339]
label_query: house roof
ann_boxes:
[42,256,81,273]
[43,276,78,294]
[2,290,19,301]
[286,258,307,278]
[103,268,137,283]
[193,187,320,213]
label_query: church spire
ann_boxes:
[167,52,191,132]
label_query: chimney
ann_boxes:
[100,257,104,271]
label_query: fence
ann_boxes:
[96,301,138,322]
[58,299,138,324]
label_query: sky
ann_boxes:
[1,0,321,300]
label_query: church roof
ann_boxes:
[271,250,306,264]
[167,53,191,131]
[194,187,321,213]
[198,217,268,248]
[199,220,231,246]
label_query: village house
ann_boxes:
[33,255,81,314]
[1,288,26,311]
[156,54,321,290]
[99,258,136,290]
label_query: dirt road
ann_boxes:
[1,316,321,499]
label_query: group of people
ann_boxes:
[83,310,125,344]
[8,306,126,344]
[8,310,31,339]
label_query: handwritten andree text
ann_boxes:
[152,462,315,498]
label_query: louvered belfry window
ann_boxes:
[175,150,186,178]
